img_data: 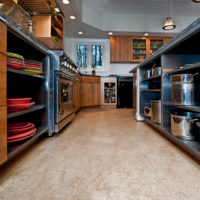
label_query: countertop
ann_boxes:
[130,17,200,72]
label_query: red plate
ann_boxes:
[8,131,36,143]
[8,127,36,140]
[8,122,33,130]
[8,123,35,135]
[7,98,32,105]
[7,102,35,113]
[7,57,24,62]
[7,64,24,70]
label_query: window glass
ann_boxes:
[77,45,87,68]
[92,45,103,68]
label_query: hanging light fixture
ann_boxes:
[162,0,176,30]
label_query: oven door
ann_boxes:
[57,77,74,123]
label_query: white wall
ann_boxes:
[64,37,135,76]
[110,63,137,76]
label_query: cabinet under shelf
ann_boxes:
[164,102,200,112]
[8,104,46,119]
[7,68,45,79]
[7,126,49,161]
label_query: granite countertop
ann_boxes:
[130,17,200,72]
[0,11,50,55]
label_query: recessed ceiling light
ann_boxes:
[63,0,70,4]
[144,33,149,36]
[78,31,83,35]
[108,32,113,36]
[70,15,76,20]
[55,8,60,12]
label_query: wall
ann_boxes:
[64,37,135,76]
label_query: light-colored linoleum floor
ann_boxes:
[0,108,200,200]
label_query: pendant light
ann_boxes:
[162,0,176,30]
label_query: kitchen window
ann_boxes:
[92,45,103,69]
[77,44,87,68]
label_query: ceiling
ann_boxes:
[59,0,200,38]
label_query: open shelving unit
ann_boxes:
[0,14,53,166]
[131,17,200,162]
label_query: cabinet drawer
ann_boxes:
[0,106,7,165]
[0,21,7,55]
[0,54,7,106]
[81,75,100,83]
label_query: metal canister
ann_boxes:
[151,100,161,123]
[171,74,196,105]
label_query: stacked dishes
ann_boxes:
[24,59,43,74]
[8,122,36,143]
[7,98,35,113]
[7,52,25,70]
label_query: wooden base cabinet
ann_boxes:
[0,106,7,165]
[74,81,81,112]
[81,76,101,107]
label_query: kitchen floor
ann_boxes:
[0,108,200,200]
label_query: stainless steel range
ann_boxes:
[53,51,79,133]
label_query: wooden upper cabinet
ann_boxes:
[33,15,64,50]
[110,36,172,63]
[0,21,7,55]
[110,36,131,63]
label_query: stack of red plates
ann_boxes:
[7,52,25,70]
[8,122,36,143]
[7,98,35,113]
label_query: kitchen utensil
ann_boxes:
[171,112,200,140]
[144,106,151,118]
[7,98,32,105]
[8,123,35,135]
[143,70,151,79]
[8,122,33,130]
[7,102,35,113]
[152,66,161,77]
[151,100,161,123]
[8,127,36,140]
[171,74,198,105]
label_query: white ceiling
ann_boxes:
[83,0,199,16]
[59,0,200,38]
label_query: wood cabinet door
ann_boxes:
[74,81,81,111]
[0,21,7,55]
[0,54,7,106]
[110,36,131,63]
[93,83,100,106]
[0,106,7,165]
[81,83,93,107]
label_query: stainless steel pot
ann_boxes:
[151,100,161,123]
[171,112,199,140]
[143,70,151,79]
[152,66,161,77]
[144,106,151,118]
[171,74,197,105]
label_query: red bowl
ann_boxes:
[8,127,36,140]
[7,102,35,113]
[7,98,32,105]
[8,122,33,130]
[8,123,35,135]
